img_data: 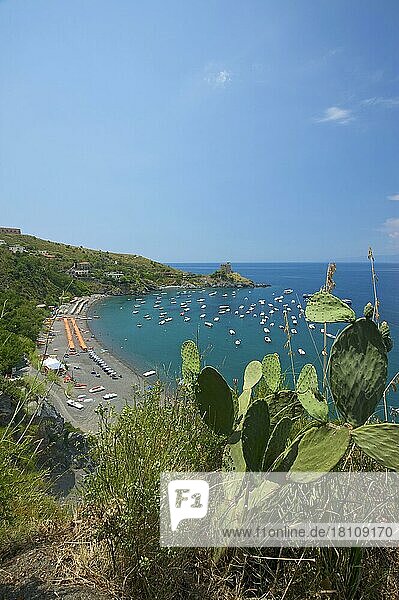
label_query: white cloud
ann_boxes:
[382,218,399,243]
[388,194,399,201]
[316,106,354,125]
[204,69,232,88]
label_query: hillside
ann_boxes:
[0,233,255,305]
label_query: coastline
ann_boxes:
[41,294,160,433]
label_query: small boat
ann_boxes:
[284,289,293,294]
[184,317,191,322]
[308,323,315,329]
[263,327,270,333]
[264,336,272,343]
[205,322,213,328]
[132,310,139,314]
[235,339,241,346]
[213,317,220,322]
[137,323,142,327]
[143,370,156,377]
[239,314,245,318]
[200,314,206,318]
[298,348,306,355]
[229,329,236,335]
[291,329,298,334]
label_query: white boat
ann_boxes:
[239,314,245,318]
[235,339,241,346]
[263,327,270,333]
[103,393,117,400]
[308,323,315,329]
[205,322,213,328]
[132,310,139,314]
[200,314,206,318]
[291,329,298,334]
[143,370,156,377]
[89,385,105,393]
[284,289,293,294]
[264,336,272,343]
[298,348,306,355]
[184,317,191,322]
[67,399,84,410]
[137,323,142,327]
[213,317,220,322]
[229,329,236,335]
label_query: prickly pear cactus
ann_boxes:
[223,434,246,472]
[262,416,292,471]
[296,364,328,422]
[181,340,201,383]
[379,321,394,352]
[363,303,374,319]
[242,399,270,471]
[305,291,356,323]
[329,318,388,426]
[352,424,399,471]
[266,390,303,425]
[289,425,350,482]
[243,360,263,391]
[262,353,281,393]
[196,367,234,436]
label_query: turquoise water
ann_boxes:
[88,262,398,404]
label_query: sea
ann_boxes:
[88,262,399,409]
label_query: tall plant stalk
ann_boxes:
[368,247,380,323]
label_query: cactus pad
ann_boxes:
[266,390,303,424]
[329,318,388,426]
[243,360,263,391]
[305,291,356,323]
[262,353,281,393]
[237,388,252,419]
[262,417,292,471]
[242,399,270,471]
[196,367,234,436]
[181,340,201,382]
[289,425,350,482]
[296,364,328,422]
[352,424,399,471]
[363,303,374,318]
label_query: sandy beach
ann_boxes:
[41,294,158,433]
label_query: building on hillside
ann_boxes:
[0,240,6,246]
[69,261,91,277]
[219,262,232,274]
[106,271,124,281]
[38,250,55,259]
[0,227,21,234]
[9,244,25,254]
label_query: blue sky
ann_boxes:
[0,1,398,262]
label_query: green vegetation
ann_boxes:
[2,247,399,599]
[83,384,221,597]
[0,422,62,556]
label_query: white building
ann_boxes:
[9,244,25,254]
[106,271,124,281]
